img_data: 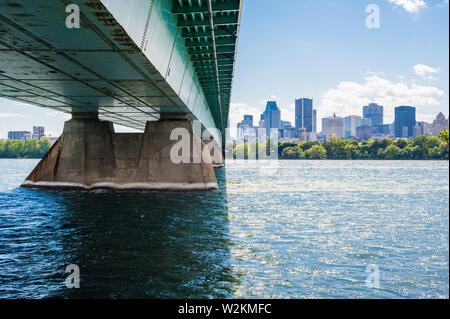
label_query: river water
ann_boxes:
[0,159,448,298]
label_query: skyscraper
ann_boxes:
[363,103,383,126]
[263,101,281,137]
[242,115,253,126]
[312,109,317,133]
[356,118,372,128]
[321,118,328,135]
[236,115,254,139]
[295,98,313,132]
[394,106,416,138]
[344,115,361,138]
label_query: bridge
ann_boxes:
[0,0,243,190]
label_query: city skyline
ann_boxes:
[235,98,448,141]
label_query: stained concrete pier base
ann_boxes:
[21,116,218,191]
[203,139,225,168]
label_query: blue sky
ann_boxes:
[0,0,449,138]
[230,0,449,133]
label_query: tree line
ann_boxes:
[229,130,449,160]
[1,130,449,160]
[0,139,52,158]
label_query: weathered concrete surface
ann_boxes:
[203,139,225,168]
[21,118,218,191]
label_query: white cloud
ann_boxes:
[318,75,444,128]
[228,102,263,138]
[281,103,295,124]
[0,113,28,117]
[413,64,441,78]
[387,0,427,13]
[229,97,297,138]
[44,110,71,120]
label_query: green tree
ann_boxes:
[439,129,449,146]
[399,147,412,160]
[299,141,320,152]
[306,144,327,159]
[429,146,443,159]
[278,142,297,157]
[383,144,401,160]
[395,138,408,149]
[426,136,441,149]
[344,143,359,159]
[37,138,51,157]
[281,146,304,159]
[410,136,430,159]
[0,138,51,158]
[366,139,393,159]
[322,134,346,159]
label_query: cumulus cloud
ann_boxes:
[228,102,263,138]
[228,97,298,138]
[318,75,444,126]
[413,64,441,78]
[0,113,28,117]
[387,0,427,13]
[44,110,71,120]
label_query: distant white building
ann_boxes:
[307,132,318,142]
[298,128,307,141]
[414,121,431,137]
[325,114,344,140]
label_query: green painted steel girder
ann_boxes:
[193,60,234,67]
[195,66,234,72]
[190,55,233,62]
[178,14,238,28]
[198,74,233,81]
[199,78,232,85]
[173,0,243,135]
[181,26,237,38]
[188,45,235,55]
[172,1,240,14]
[185,36,236,47]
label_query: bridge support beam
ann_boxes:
[21,115,218,191]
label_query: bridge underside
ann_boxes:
[0,0,241,190]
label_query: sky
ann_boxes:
[0,0,449,138]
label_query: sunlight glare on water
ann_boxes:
[0,159,448,298]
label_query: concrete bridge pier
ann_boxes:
[203,138,225,168]
[21,113,218,191]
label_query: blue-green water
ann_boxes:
[0,159,448,298]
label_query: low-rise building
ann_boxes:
[7,131,31,141]
[356,125,373,141]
